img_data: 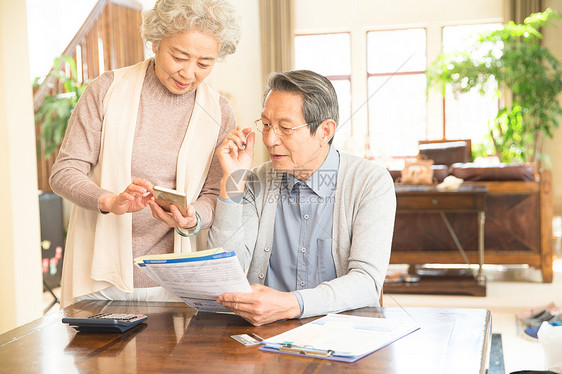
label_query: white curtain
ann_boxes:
[511,0,543,24]
[259,0,295,85]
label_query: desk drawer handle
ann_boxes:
[432,199,439,205]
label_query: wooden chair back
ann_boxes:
[418,139,472,163]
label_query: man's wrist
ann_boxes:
[220,176,245,200]
[290,291,304,319]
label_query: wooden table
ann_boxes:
[389,185,488,296]
[0,301,491,373]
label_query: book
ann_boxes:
[135,248,251,313]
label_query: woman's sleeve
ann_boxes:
[49,72,114,211]
[191,95,236,229]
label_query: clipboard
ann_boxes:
[259,313,419,363]
[259,343,370,362]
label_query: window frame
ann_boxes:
[440,22,503,141]
[365,27,428,158]
[293,31,354,134]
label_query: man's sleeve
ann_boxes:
[207,173,261,271]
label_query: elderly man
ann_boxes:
[208,70,396,326]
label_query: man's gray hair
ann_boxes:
[265,70,339,144]
[141,0,241,59]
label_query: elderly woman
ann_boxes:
[50,0,241,307]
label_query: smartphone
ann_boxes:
[153,186,188,215]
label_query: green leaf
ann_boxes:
[426,8,562,163]
[34,55,89,158]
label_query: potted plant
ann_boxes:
[34,56,88,296]
[426,8,562,164]
[34,55,88,158]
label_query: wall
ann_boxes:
[0,0,43,334]
[204,0,267,165]
[26,0,97,81]
[542,0,562,215]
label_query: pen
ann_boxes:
[279,342,335,358]
[241,131,250,150]
[227,132,250,150]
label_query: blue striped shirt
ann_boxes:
[266,146,339,311]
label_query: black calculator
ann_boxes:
[62,313,148,333]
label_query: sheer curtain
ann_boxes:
[511,0,542,23]
[259,0,295,84]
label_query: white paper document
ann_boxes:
[260,313,420,362]
[135,248,251,313]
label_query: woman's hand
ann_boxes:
[148,200,198,229]
[217,128,255,199]
[98,178,153,215]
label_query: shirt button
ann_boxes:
[300,281,305,287]
[303,214,310,220]
[258,273,265,279]
[301,247,306,253]
[264,246,271,252]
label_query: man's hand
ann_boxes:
[217,128,255,199]
[217,284,301,326]
[98,178,153,215]
[148,200,198,229]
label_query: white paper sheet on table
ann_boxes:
[260,313,420,362]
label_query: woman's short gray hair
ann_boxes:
[141,0,241,59]
[265,70,339,143]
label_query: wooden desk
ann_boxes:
[390,185,488,295]
[0,301,491,373]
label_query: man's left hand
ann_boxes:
[217,284,301,326]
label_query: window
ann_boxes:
[366,29,427,157]
[293,23,503,160]
[442,23,502,143]
[294,33,351,149]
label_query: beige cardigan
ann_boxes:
[60,59,221,307]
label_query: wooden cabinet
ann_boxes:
[390,170,553,283]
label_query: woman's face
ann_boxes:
[153,29,219,95]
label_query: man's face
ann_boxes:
[260,90,329,178]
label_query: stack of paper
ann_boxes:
[135,248,251,313]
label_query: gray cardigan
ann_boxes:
[208,152,396,318]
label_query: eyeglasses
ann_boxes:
[254,119,314,137]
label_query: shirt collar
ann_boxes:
[283,146,339,198]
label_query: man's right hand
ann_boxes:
[217,128,255,199]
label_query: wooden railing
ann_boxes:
[34,0,145,191]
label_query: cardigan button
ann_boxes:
[258,273,265,279]
[264,246,271,252]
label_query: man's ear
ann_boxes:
[319,119,336,146]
